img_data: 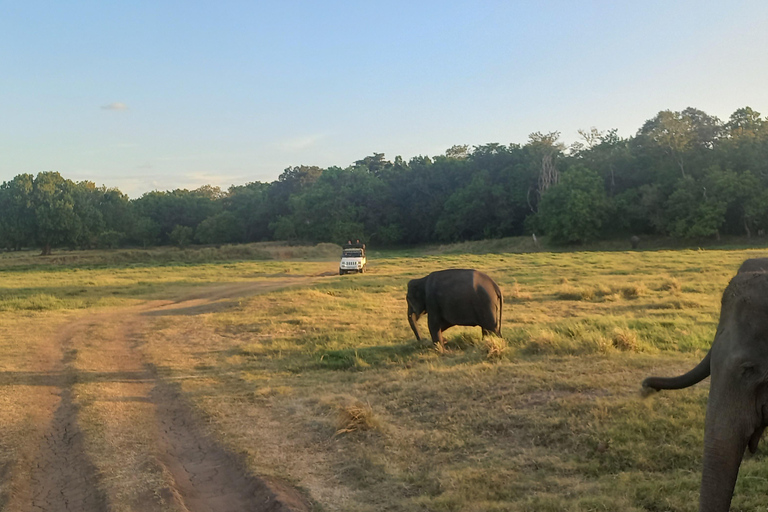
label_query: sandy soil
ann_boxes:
[3,277,316,512]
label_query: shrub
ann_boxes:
[97,230,124,249]
[169,225,194,248]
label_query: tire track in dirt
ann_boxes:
[151,379,311,512]
[28,323,108,512]
[7,277,316,511]
[142,278,314,511]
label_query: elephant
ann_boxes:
[642,270,768,512]
[406,269,502,345]
[737,257,768,274]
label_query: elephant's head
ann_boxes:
[406,277,427,341]
[643,272,768,512]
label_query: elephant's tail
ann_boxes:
[496,286,503,336]
[642,349,711,392]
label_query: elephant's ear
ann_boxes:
[407,279,426,314]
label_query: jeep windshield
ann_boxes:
[342,249,363,257]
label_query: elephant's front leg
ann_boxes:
[428,316,445,345]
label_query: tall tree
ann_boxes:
[32,172,79,255]
[0,174,35,250]
[525,131,565,212]
[538,165,607,244]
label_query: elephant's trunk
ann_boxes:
[699,414,748,512]
[407,307,421,341]
[643,350,711,391]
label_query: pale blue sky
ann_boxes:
[2,1,767,196]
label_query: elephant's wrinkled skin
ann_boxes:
[642,270,768,512]
[406,269,502,345]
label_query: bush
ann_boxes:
[97,230,124,249]
[169,225,194,248]
[195,212,241,244]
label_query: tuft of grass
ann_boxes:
[556,284,593,301]
[335,401,381,436]
[555,281,649,302]
[611,327,639,352]
[522,329,562,354]
[620,282,648,299]
[507,280,532,301]
[659,277,683,294]
[480,336,508,360]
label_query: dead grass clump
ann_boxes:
[592,283,613,298]
[556,284,593,301]
[480,336,508,360]
[659,277,682,294]
[611,327,639,352]
[507,281,532,301]
[523,329,562,354]
[335,402,381,436]
[620,283,648,299]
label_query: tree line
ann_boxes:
[2,106,767,253]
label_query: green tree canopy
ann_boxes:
[538,166,608,244]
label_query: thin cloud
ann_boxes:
[101,102,129,111]
[278,133,326,151]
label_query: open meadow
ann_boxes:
[1,241,767,511]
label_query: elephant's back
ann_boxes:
[425,269,499,294]
[737,258,768,274]
[426,268,500,309]
[425,268,476,289]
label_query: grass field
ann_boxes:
[2,241,768,511]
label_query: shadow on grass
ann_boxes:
[309,333,490,371]
[314,341,428,370]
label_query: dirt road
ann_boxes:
[3,279,314,512]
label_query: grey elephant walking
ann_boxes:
[642,268,768,512]
[406,269,503,345]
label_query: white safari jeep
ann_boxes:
[339,242,367,275]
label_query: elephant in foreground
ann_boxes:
[406,269,502,345]
[642,270,768,512]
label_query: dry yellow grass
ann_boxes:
[611,327,640,352]
[335,401,381,435]
[480,335,509,360]
[3,243,768,511]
